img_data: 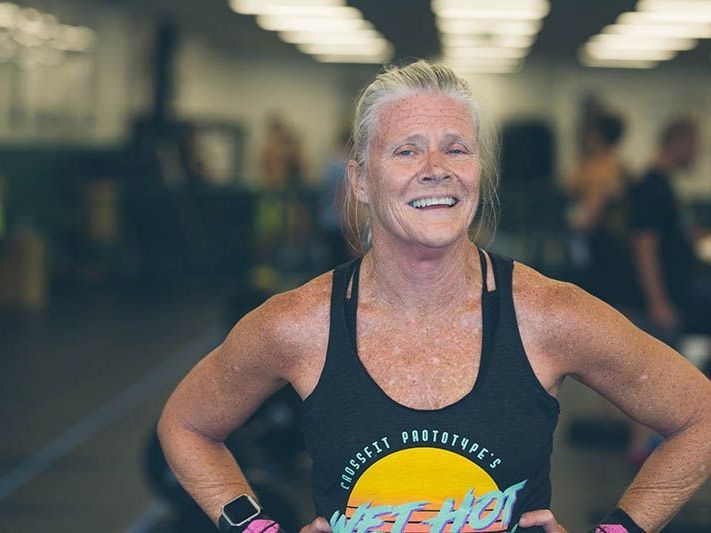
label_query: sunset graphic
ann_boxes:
[337,447,520,533]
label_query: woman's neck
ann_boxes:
[361,235,481,314]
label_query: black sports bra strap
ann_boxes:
[330,261,351,309]
[490,252,500,293]
[349,256,362,303]
[477,247,491,294]
[344,258,362,351]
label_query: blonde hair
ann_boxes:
[342,59,500,252]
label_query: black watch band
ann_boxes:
[219,514,234,532]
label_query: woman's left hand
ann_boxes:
[518,509,568,532]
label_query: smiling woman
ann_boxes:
[343,60,501,252]
[157,60,711,533]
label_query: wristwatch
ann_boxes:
[219,493,262,531]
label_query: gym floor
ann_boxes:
[0,285,708,532]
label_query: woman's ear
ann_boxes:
[347,159,369,204]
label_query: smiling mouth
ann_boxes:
[407,196,458,209]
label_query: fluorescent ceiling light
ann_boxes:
[579,55,658,69]
[256,15,372,32]
[579,1,707,69]
[433,0,547,9]
[443,47,529,59]
[457,65,521,74]
[245,5,361,18]
[446,60,523,73]
[583,43,677,61]
[297,41,391,55]
[637,0,711,14]
[313,53,386,63]
[236,0,391,65]
[603,23,711,39]
[434,7,549,21]
[591,33,696,51]
[437,19,541,35]
[442,34,535,48]
[619,11,711,24]
[432,0,550,21]
[279,29,381,44]
[229,0,343,15]
[443,56,522,67]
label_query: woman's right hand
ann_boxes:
[299,516,332,533]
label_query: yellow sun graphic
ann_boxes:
[344,447,508,532]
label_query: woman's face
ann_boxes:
[351,91,481,251]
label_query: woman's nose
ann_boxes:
[419,150,451,183]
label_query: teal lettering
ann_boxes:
[423,489,474,533]
[356,504,392,533]
[500,479,527,526]
[467,490,504,530]
[329,510,349,533]
[390,502,428,533]
[329,503,369,533]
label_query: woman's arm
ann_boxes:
[542,279,711,532]
[157,295,293,526]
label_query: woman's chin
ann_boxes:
[374,222,470,252]
[406,230,468,251]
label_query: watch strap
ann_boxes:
[219,513,282,532]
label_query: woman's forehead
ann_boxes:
[374,92,475,142]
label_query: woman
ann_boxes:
[158,61,711,533]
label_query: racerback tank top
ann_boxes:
[300,248,560,533]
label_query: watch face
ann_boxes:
[223,494,260,526]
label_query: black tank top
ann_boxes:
[300,248,560,533]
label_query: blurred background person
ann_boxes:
[626,118,711,467]
[629,118,710,344]
[255,113,310,273]
[317,125,352,266]
[261,113,308,192]
[567,110,637,309]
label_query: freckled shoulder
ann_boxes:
[510,260,594,385]
[244,270,334,382]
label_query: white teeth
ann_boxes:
[409,197,457,208]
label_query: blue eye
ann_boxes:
[396,149,415,156]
